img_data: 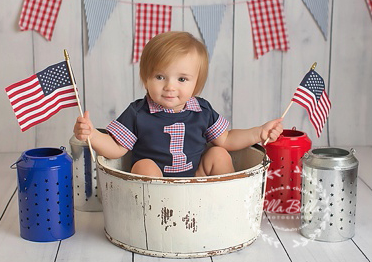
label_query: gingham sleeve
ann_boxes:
[106,103,138,150]
[106,120,137,150]
[205,115,229,142]
[200,98,229,142]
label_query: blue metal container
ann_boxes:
[14,147,75,242]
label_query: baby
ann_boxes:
[74,31,283,177]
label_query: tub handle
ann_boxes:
[262,155,272,167]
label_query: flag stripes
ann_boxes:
[292,85,331,137]
[6,81,77,131]
[5,61,78,132]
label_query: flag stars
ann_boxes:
[37,62,72,95]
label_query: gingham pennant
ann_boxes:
[366,0,372,18]
[19,0,63,41]
[247,0,290,59]
[132,3,172,63]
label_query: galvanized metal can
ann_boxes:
[69,131,103,212]
[300,147,359,242]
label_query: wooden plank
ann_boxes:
[134,253,210,262]
[0,0,35,152]
[84,1,134,129]
[281,0,331,146]
[328,1,372,146]
[352,178,372,260]
[264,176,371,261]
[0,153,19,215]
[55,211,133,262]
[184,0,234,124]
[212,212,291,262]
[265,214,368,261]
[0,195,59,262]
[232,1,282,130]
[33,0,83,149]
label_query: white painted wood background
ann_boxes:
[1,0,372,154]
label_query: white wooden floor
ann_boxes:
[1,146,371,262]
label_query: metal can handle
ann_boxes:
[303,152,310,159]
[10,155,27,169]
[350,148,356,155]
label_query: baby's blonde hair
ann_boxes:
[139,31,209,96]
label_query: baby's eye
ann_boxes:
[155,75,165,80]
[178,77,187,82]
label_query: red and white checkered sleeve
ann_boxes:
[205,115,229,143]
[106,120,137,151]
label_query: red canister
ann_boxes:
[264,128,311,214]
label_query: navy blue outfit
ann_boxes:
[106,96,229,177]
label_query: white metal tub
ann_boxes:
[97,144,269,258]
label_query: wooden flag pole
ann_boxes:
[263,62,317,146]
[64,49,96,162]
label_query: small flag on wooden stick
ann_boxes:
[291,67,331,137]
[5,61,78,132]
[263,63,331,145]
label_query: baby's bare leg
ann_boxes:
[131,159,163,177]
[196,146,234,177]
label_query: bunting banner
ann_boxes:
[302,0,329,39]
[19,0,63,41]
[84,0,119,51]
[191,4,227,60]
[132,3,172,63]
[366,0,372,17]
[247,0,290,59]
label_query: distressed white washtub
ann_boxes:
[97,144,269,258]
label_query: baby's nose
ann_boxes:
[164,80,175,91]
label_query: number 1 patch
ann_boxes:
[164,123,193,173]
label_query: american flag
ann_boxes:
[292,70,331,137]
[5,61,78,132]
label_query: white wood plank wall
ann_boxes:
[1,0,371,154]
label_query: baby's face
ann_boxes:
[145,51,200,113]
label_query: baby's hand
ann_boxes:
[73,111,94,142]
[261,118,283,144]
